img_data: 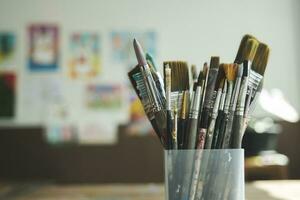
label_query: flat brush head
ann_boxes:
[209,56,220,69]
[215,64,225,90]
[242,39,259,62]
[133,38,147,66]
[223,63,237,81]
[252,43,270,76]
[235,34,258,64]
[163,61,190,91]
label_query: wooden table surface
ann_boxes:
[1,181,299,200]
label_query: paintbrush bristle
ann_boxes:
[191,64,198,81]
[215,64,225,90]
[252,43,270,76]
[197,71,204,85]
[223,63,237,81]
[235,34,258,64]
[203,62,209,78]
[242,39,259,62]
[209,57,220,69]
[163,61,190,91]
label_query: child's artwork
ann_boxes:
[28,24,59,71]
[86,84,122,109]
[0,33,16,69]
[111,31,156,67]
[0,72,16,118]
[77,121,117,144]
[46,124,77,144]
[69,33,101,79]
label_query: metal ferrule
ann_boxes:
[230,76,242,112]
[224,81,233,113]
[236,77,248,116]
[212,89,222,119]
[248,70,263,90]
[190,86,201,119]
[219,81,227,110]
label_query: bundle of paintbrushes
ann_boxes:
[129,35,269,200]
[128,35,269,150]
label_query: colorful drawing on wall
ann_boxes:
[0,72,16,118]
[28,24,59,71]
[69,33,101,79]
[0,33,16,69]
[86,84,122,109]
[78,121,117,144]
[111,31,156,67]
[46,124,77,144]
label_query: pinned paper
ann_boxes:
[68,33,101,79]
[0,33,16,69]
[111,31,157,68]
[0,72,16,118]
[86,84,122,109]
[28,24,59,71]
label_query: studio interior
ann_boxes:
[0,0,299,199]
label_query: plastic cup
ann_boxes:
[164,149,245,200]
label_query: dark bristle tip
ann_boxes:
[252,43,270,75]
[197,71,204,84]
[243,39,259,61]
[164,61,190,91]
[215,67,225,90]
[210,57,220,69]
[235,34,259,64]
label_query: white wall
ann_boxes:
[0,0,299,124]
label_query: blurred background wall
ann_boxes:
[0,0,299,183]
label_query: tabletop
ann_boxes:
[0,180,299,200]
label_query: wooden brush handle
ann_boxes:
[186,119,199,149]
[230,116,244,148]
[166,110,173,149]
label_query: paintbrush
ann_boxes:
[165,64,173,149]
[179,75,202,199]
[128,66,166,146]
[132,39,167,146]
[186,75,202,149]
[234,34,257,64]
[178,90,189,149]
[204,66,225,149]
[222,63,243,148]
[196,57,220,149]
[164,61,190,149]
[191,64,198,83]
[243,44,269,134]
[216,64,237,149]
[231,39,259,148]
[222,38,258,148]
[211,78,227,149]
[198,63,209,124]
[163,61,189,112]
[173,105,178,149]
[247,43,269,105]
[146,52,166,98]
